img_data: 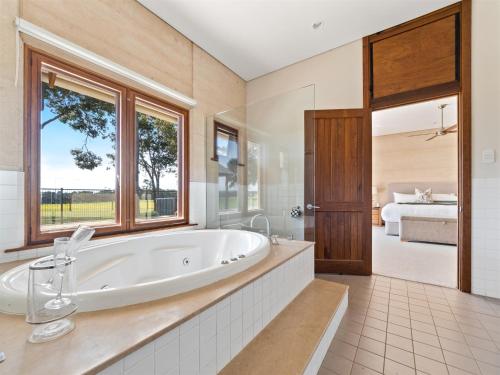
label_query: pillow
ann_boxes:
[415,188,433,203]
[432,193,457,202]
[393,193,417,203]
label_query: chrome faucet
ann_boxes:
[250,214,270,237]
[249,214,279,245]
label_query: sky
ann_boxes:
[40,106,178,191]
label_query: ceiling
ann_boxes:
[372,96,458,137]
[139,0,457,81]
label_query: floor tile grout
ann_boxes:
[318,273,500,375]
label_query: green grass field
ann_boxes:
[41,193,259,226]
[41,200,162,225]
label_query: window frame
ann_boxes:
[213,122,244,213]
[24,47,189,245]
[127,90,189,231]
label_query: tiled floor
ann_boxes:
[317,274,500,375]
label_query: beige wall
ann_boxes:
[471,0,500,179]
[0,0,246,181]
[373,131,458,206]
[247,40,363,109]
[0,0,23,171]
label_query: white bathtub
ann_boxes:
[0,230,270,314]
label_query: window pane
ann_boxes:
[247,141,261,210]
[40,65,118,230]
[135,98,182,221]
[217,128,239,211]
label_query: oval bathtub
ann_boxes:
[0,229,270,314]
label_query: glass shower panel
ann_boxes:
[206,85,315,241]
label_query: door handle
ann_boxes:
[306,203,320,210]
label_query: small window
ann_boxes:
[25,49,189,244]
[214,123,240,212]
[247,141,261,211]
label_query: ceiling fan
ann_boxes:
[408,103,457,141]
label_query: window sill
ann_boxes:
[4,223,198,253]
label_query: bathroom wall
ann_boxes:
[248,0,500,298]
[247,40,363,109]
[373,131,458,207]
[470,0,500,298]
[0,0,245,259]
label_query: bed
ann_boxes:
[380,182,458,244]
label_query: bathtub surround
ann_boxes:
[0,240,333,375]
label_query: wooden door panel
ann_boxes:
[315,212,363,261]
[305,109,371,275]
[316,117,363,205]
[370,14,459,102]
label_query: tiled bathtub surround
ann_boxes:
[98,246,315,375]
[471,177,500,298]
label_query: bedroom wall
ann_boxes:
[373,131,458,207]
[0,0,246,260]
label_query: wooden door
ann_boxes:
[305,109,371,275]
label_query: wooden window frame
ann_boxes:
[127,90,189,231]
[24,47,189,246]
[212,122,242,164]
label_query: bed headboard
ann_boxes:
[382,182,458,207]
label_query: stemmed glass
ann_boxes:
[44,237,72,310]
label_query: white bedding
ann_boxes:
[381,202,458,223]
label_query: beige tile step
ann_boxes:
[220,278,348,375]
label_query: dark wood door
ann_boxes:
[305,109,371,275]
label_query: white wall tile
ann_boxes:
[93,245,316,375]
[472,177,500,298]
[124,341,154,370]
[99,360,124,375]
[0,170,24,260]
[124,354,154,375]
[155,327,179,375]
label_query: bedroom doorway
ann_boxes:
[371,96,459,288]
[363,1,471,292]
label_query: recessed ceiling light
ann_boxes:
[312,21,323,30]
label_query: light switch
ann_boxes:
[482,149,495,163]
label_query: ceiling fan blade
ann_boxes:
[445,130,458,134]
[444,124,458,132]
[425,134,439,141]
[407,132,435,137]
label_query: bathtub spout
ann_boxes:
[250,214,271,238]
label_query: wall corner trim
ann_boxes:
[15,17,197,108]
